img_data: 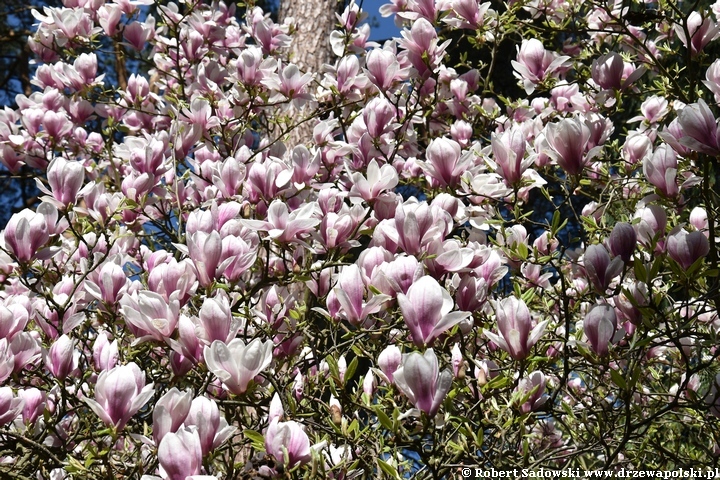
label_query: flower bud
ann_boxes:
[584,304,617,356]
[608,222,637,263]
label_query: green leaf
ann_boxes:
[486,374,510,389]
[243,429,266,450]
[375,406,394,432]
[326,355,340,381]
[610,368,626,389]
[345,357,358,386]
[378,458,401,479]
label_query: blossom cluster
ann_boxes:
[0,0,719,477]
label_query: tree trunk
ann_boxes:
[279,0,339,148]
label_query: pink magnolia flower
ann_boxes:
[123,16,155,51]
[153,388,193,446]
[157,427,203,480]
[544,117,598,176]
[397,276,470,347]
[491,126,532,185]
[186,231,223,287]
[512,39,570,93]
[364,48,404,91]
[704,59,720,102]
[204,338,273,395]
[674,11,720,56]
[444,0,493,30]
[583,244,623,294]
[45,334,77,380]
[394,201,452,255]
[690,207,709,234]
[92,332,118,371]
[398,18,450,75]
[638,95,669,124]
[608,222,637,263]
[147,257,197,304]
[119,290,181,343]
[393,349,452,417]
[0,302,30,341]
[678,99,720,155]
[261,63,314,108]
[83,362,155,431]
[265,418,312,468]
[243,200,319,244]
[184,396,236,456]
[0,340,15,385]
[516,371,548,413]
[484,297,548,360]
[333,264,390,327]
[363,97,397,139]
[3,208,51,262]
[0,387,24,426]
[349,159,399,202]
[667,228,710,270]
[634,204,667,248]
[85,260,129,305]
[377,345,402,384]
[18,388,45,426]
[196,293,241,345]
[622,132,652,166]
[371,254,423,298]
[643,144,679,198]
[45,157,85,206]
[583,304,617,356]
[421,137,472,188]
[591,52,644,90]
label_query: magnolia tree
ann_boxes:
[1,0,720,477]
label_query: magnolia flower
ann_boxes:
[349,159,398,202]
[45,157,85,205]
[204,338,273,395]
[333,264,390,327]
[242,200,319,244]
[393,349,452,417]
[516,371,548,413]
[83,362,155,431]
[491,126,532,185]
[420,137,471,188]
[484,297,548,360]
[92,331,118,371]
[45,334,77,380]
[184,396,236,456]
[674,11,720,56]
[152,388,193,445]
[512,39,570,93]
[265,418,312,468]
[157,427,203,480]
[608,222,637,263]
[544,117,596,176]
[377,345,402,384]
[397,276,470,347]
[196,293,240,345]
[584,304,617,356]
[591,52,644,90]
[0,387,24,426]
[678,99,720,155]
[667,228,710,270]
[583,244,623,294]
[119,290,181,343]
[643,144,678,198]
[3,208,51,262]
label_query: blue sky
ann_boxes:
[361,0,402,41]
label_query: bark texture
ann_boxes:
[279,0,339,147]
